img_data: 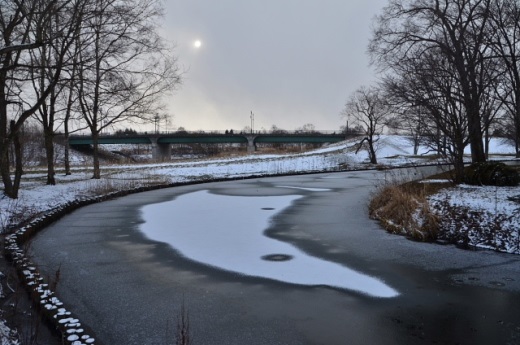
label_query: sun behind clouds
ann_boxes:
[193,40,202,48]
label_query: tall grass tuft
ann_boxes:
[82,174,171,196]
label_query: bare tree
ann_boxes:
[385,105,428,156]
[30,0,87,185]
[488,0,520,157]
[369,0,497,164]
[343,86,390,164]
[0,0,85,198]
[383,50,472,181]
[296,123,316,133]
[74,0,181,178]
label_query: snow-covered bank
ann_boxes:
[430,184,520,254]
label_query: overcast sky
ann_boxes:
[161,1,388,132]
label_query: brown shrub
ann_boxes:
[369,183,440,242]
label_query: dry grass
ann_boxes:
[0,199,43,234]
[81,174,171,197]
[369,181,448,242]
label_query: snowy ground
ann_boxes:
[429,184,520,254]
[0,135,519,344]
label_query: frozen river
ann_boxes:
[29,169,520,345]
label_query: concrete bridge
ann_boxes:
[68,131,350,160]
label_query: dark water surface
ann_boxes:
[29,170,520,344]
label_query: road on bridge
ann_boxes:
[29,170,520,345]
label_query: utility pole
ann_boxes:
[250,111,254,134]
[154,114,160,133]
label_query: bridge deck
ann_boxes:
[68,131,349,146]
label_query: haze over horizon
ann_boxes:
[158,1,388,132]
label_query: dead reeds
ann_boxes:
[369,182,442,242]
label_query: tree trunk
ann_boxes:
[467,103,486,163]
[64,130,71,175]
[44,129,56,185]
[0,71,15,198]
[516,103,520,158]
[12,121,23,198]
[515,92,520,158]
[368,138,378,164]
[92,131,101,179]
[515,127,520,158]
[484,126,489,160]
[452,156,466,184]
[41,90,57,185]
[0,144,14,198]
[436,126,442,156]
[451,137,466,183]
[63,96,73,175]
[413,137,419,156]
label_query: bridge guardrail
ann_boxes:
[68,130,359,138]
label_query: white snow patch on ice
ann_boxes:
[140,190,399,298]
[275,186,331,192]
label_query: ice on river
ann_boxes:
[139,190,399,298]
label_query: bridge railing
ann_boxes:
[70,130,359,138]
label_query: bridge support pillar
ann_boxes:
[246,135,257,153]
[150,138,171,161]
